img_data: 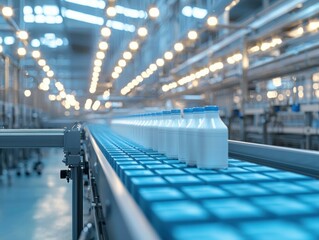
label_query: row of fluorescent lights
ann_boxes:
[89,26,112,94]
[120,15,219,95]
[1,5,79,110]
[110,6,160,82]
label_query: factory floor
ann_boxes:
[0,149,72,240]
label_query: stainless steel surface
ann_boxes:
[229,140,319,177]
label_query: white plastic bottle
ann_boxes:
[150,112,159,150]
[178,108,192,162]
[166,109,181,158]
[185,107,204,166]
[162,111,172,155]
[197,106,228,169]
[158,111,170,153]
[153,112,163,151]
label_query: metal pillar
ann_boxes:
[240,36,249,141]
[71,166,83,240]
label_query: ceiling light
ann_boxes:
[47,70,54,77]
[112,72,119,79]
[129,41,139,51]
[188,30,198,40]
[2,6,13,18]
[63,9,104,25]
[141,72,148,78]
[24,89,31,97]
[164,51,173,60]
[38,59,46,66]
[99,41,108,50]
[136,75,143,82]
[249,45,260,53]
[149,63,157,71]
[148,6,160,19]
[174,42,184,52]
[123,51,132,60]
[118,59,126,67]
[32,50,41,59]
[89,88,96,94]
[17,30,29,40]
[94,59,102,66]
[48,95,56,101]
[43,65,50,72]
[146,69,153,75]
[96,51,105,59]
[207,16,218,27]
[94,66,101,72]
[17,47,27,57]
[137,27,148,37]
[43,77,50,85]
[101,27,111,37]
[31,39,41,47]
[92,72,99,77]
[272,77,282,87]
[106,6,117,17]
[156,58,165,67]
[114,66,122,73]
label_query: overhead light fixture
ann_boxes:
[17,30,29,40]
[207,16,218,27]
[149,63,157,71]
[94,66,101,73]
[137,27,148,37]
[307,19,319,32]
[156,58,165,67]
[129,41,139,51]
[63,9,104,25]
[32,50,41,58]
[24,89,31,97]
[99,41,108,50]
[2,6,13,18]
[43,77,50,85]
[164,51,173,61]
[94,59,102,66]
[112,72,119,79]
[148,6,160,19]
[96,51,105,59]
[92,72,99,78]
[114,66,122,73]
[47,70,54,77]
[106,6,117,17]
[188,30,198,40]
[43,65,50,72]
[118,59,126,67]
[123,51,132,60]
[101,27,111,37]
[17,47,27,57]
[174,42,184,52]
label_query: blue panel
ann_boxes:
[240,220,314,240]
[154,169,186,175]
[164,175,202,184]
[203,198,264,219]
[232,173,272,181]
[181,185,229,199]
[259,182,310,194]
[221,183,270,196]
[252,196,314,216]
[264,172,311,180]
[197,174,237,183]
[150,201,209,222]
[172,223,244,240]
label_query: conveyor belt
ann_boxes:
[88,124,319,240]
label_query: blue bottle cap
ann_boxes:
[183,108,193,114]
[171,109,181,114]
[192,107,204,113]
[163,110,171,115]
[156,112,162,116]
[204,105,219,111]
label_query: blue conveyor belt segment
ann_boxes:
[88,124,319,240]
